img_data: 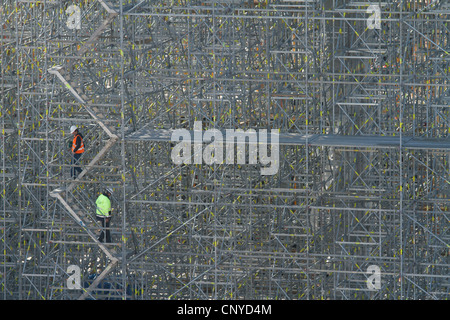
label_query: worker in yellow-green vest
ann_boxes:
[96,187,113,243]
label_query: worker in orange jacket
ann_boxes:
[70,125,85,179]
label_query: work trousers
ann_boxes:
[96,215,111,243]
[71,153,83,179]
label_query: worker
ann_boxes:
[70,125,85,179]
[96,187,113,243]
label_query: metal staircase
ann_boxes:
[48,0,121,300]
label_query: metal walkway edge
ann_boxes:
[125,128,450,150]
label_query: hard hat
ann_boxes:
[106,187,113,195]
[70,125,77,134]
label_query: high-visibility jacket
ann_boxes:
[96,194,111,217]
[72,134,85,154]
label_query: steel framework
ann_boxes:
[1,0,449,300]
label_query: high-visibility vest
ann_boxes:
[96,194,111,217]
[72,134,85,154]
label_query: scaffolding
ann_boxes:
[1,0,449,300]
